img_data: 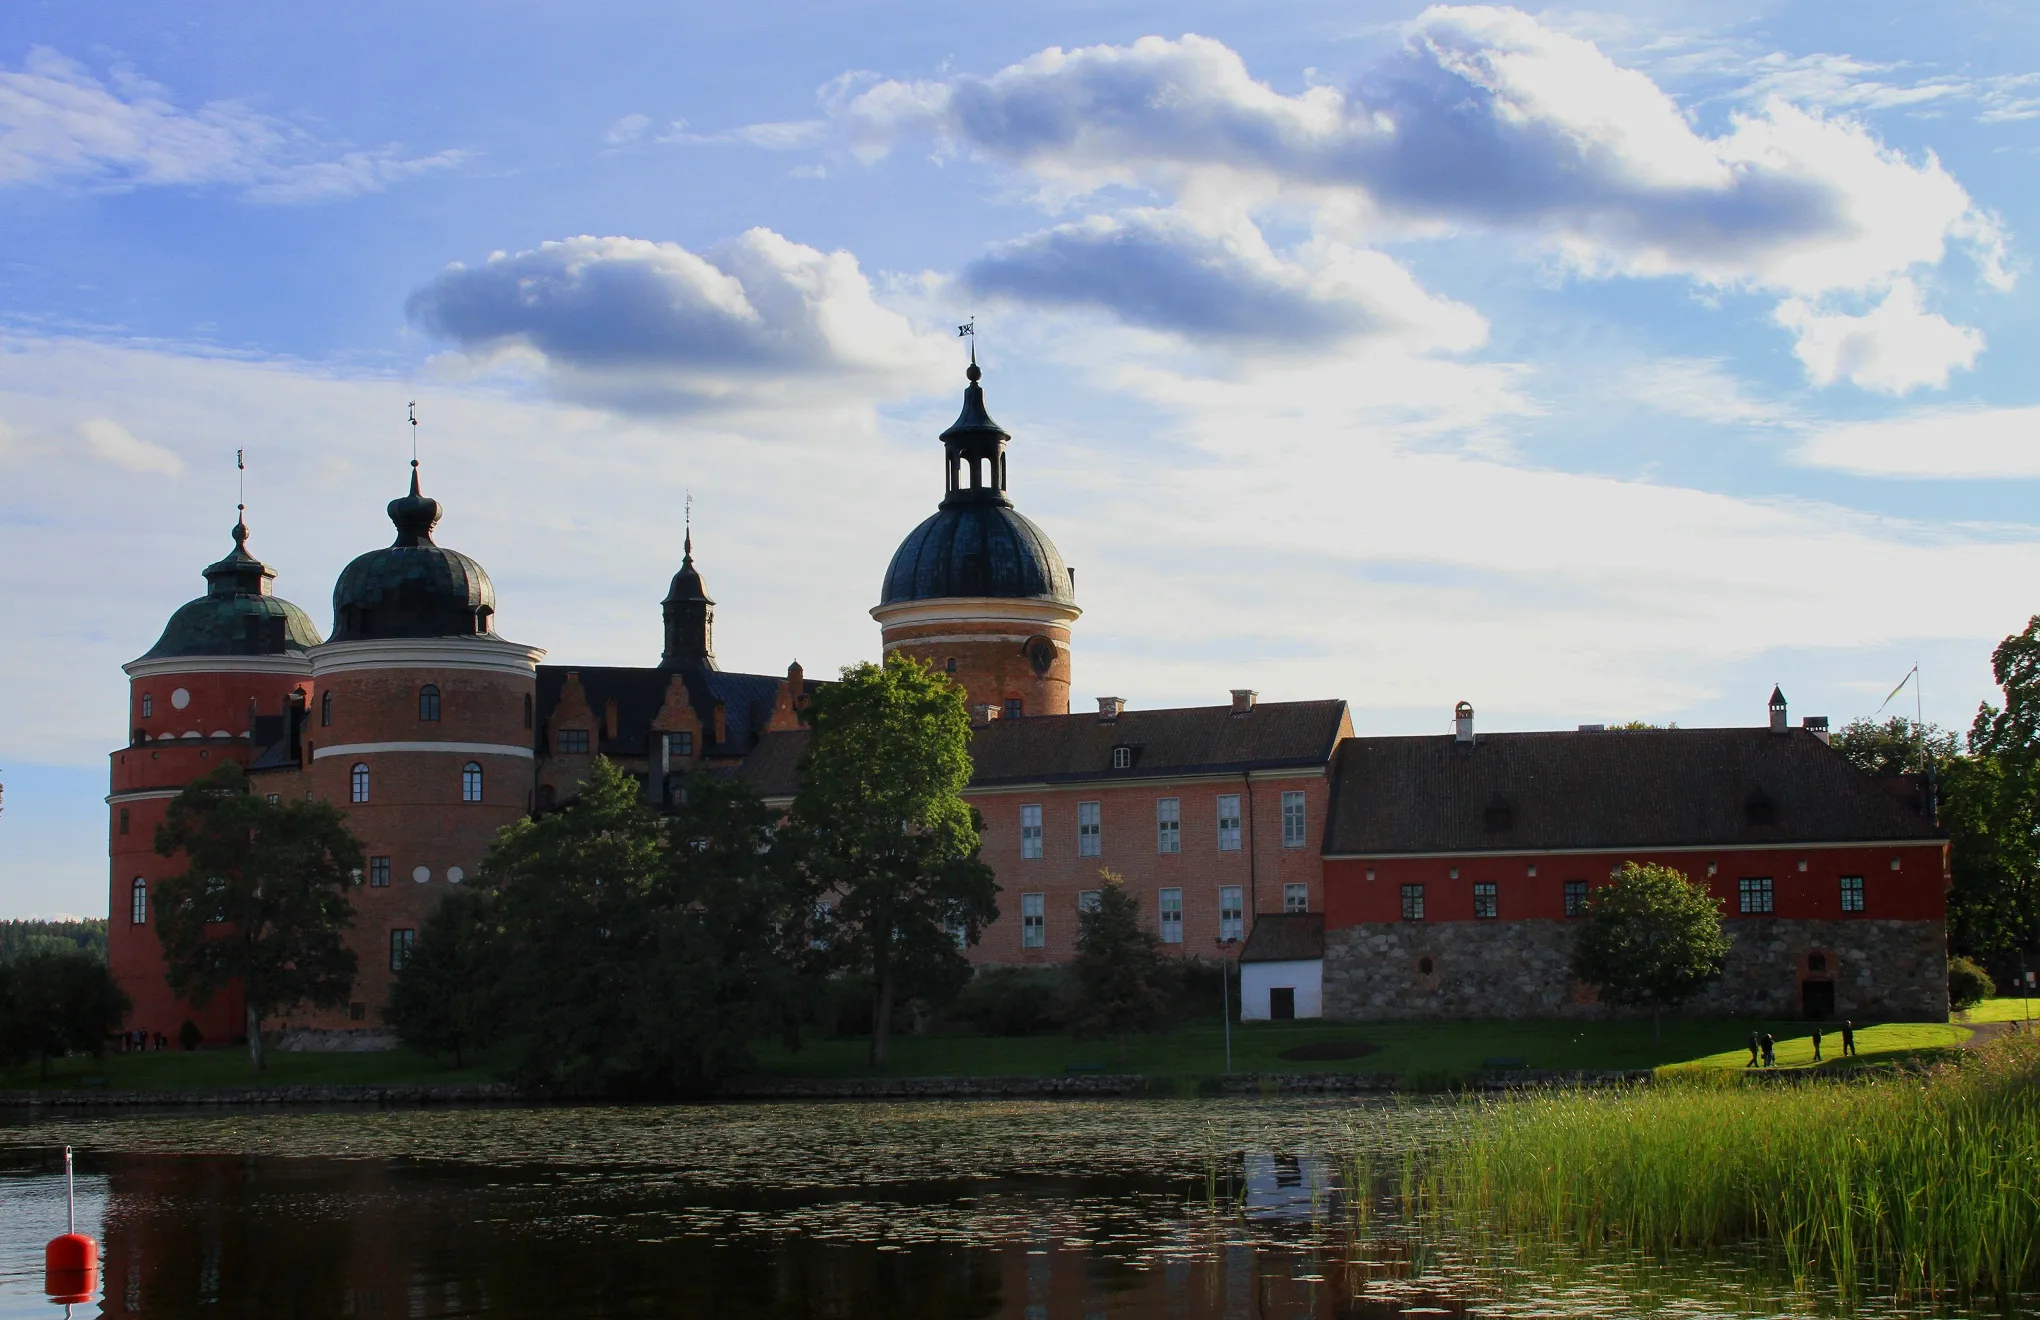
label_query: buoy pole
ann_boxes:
[44,1144,99,1304]
[66,1145,76,1235]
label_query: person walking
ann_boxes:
[1746,1030,1761,1068]
[1841,1020,1857,1057]
[1810,1026,1823,1062]
[1760,1032,1776,1067]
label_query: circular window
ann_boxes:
[446,866,465,884]
[411,866,431,884]
[170,688,191,709]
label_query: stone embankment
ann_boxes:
[0,1082,521,1108]
[722,1074,1147,1099]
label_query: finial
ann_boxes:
[234,448,248,547]
[684,490,693,559]
[957,316,977,375]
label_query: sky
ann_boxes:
[2,0,2038,918]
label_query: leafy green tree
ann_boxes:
[0,947,130,1078]
[1070,870,1177,1061]
[483,759,813,1094]
[1832,715,1959,778]
[786,657,998,1066]
[386,888,498,1068]
[1572,861,1731,1041]
[154,764,362,1072]
[0,919,108,961]
[1947,955,1996,1012]
[1955,618,2040,971]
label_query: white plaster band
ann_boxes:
[312,741,536,760]
[124,655,313,680]
[310,637,546,678]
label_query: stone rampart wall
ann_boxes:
[1323,918,1947,1022]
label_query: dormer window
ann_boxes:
[1483,794,1512,832]
[1111,745,1133,771]
[1745,788,1777,827]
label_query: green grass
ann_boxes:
[0,1045,503,1093]
[1956,995,2040,1024]
[1663,1021,1971,1073]
[748,1016,1964,1081]
[1437,1032,2040,1298]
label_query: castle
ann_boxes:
[109,362,1952,1043]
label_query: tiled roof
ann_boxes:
[735,699,1349,799]
[1240,912,1324,963]
[535,665,809,759]
[1323,727,1943,856]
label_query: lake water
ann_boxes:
[0,1099,2031,1319]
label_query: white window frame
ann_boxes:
[1020,804,1044,859]
[1218,885,1243,942]
[131,877,148,925]
[1021,892,1045,948]
[350,762,370,804]
[1112,746,1132,770]
[1156,798,1181,854]
[1216,794,1242,852]
[1078,801,1101,857]
[1281,790,1307,849]
[1283,882,1309,914]
[462,761,484,803]
[1158,887,1184,943]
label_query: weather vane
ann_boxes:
[957,315,976,365]
[236,448,245,523]
[407,401,419,467]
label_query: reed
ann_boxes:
[1434,1032,2040,1299]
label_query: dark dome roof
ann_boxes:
[881,502,1075,606]
[330,465,497,642]
[141,523,322,660]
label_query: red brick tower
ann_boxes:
[298,462,543,1030]
[109,518,322,1047]
[873,358,1080,717]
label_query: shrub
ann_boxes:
[942,967,1074,1036]
[1949,955,1997,1011]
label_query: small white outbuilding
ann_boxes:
[1238,912,1324,1020]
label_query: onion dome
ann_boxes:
[140,521,322,659]
[879,362,1077,606]
[330,463,496,642]
[660,528,717,670]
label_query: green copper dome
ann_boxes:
[330,464,497,642]
[140,522,323,660]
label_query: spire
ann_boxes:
[204,447,273,597]
[661,509,717,670]
[938,350,1012,509]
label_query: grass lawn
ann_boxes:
[1956,996,2040,1024]
[747,1016,1971,1082]
[0,1044,502,1093]
[1660,1021,1970,1074]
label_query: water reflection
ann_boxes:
[0,1101,2030,1320]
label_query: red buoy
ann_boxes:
[44,1146,99,1303]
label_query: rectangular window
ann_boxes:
[389,928,415,972]
[1401,884,1426,921]
[1019,804,1044,859]
[118,808,129,836]
[1158,887,1183,943]
[557,728,590,754]
[265,794,280,806]
[140,694,153,719]
[1739,877,1775,915]
[369,856,391,888]
[1219,885,1244,942]
[1156,798,1181,854]
[1284,882,1309,913]
[1111,746,1133,770]
[1564,880,1589,917]
[1004,698,1023,720]
[131,879,147,926]
[1840,875,1865,913]
[1216,794,1242,852]
[1021,892,1045,948]
[1281,791,1307,849]
[1077,890,1101,914]
[1078,801,1101,857]
[667,731,693,758]
[1473,882,1498,918]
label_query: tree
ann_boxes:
[785,656,998,1066]
[386,888,498,1068]
[1069,870,1177,1061]
[1947,955,1996,1012]
[1572,861,1731,1041]
[0,947,130,1078]
[482,759,813,1095]
[1832,716,1959,778]
[154,764,362,1072]
[1953,617,2040,973]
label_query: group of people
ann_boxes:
[1747,1020,1857,1067]
[124,1028,167,1052]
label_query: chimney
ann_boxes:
[1230,689,1257,715]
[1454,701,1474,744]
[972,702,1002,729]
[1802,715,1830,744]
[1097,696,1125,722]
[1769,686,1788,734]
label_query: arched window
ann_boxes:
[944,657,956,674]
[523,693,534,729]
[350,762,370,803]
[462,761,483,803]
[320,690,332,726]
[131,878,147,925]
[419,684,441,722]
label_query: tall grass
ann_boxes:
[1437,1032,2040,1298]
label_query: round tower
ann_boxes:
[304,462,543,1028]
[110,518,322,1047]
[872,360,1080,717]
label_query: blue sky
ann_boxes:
[3,0,2039,916]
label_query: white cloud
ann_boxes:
[604,113,651,145]
[0,46,463,202]
[1796,404,2040,478]
[1775,281,1984,395]
[76,417,183,474]
[406,229,948,412]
